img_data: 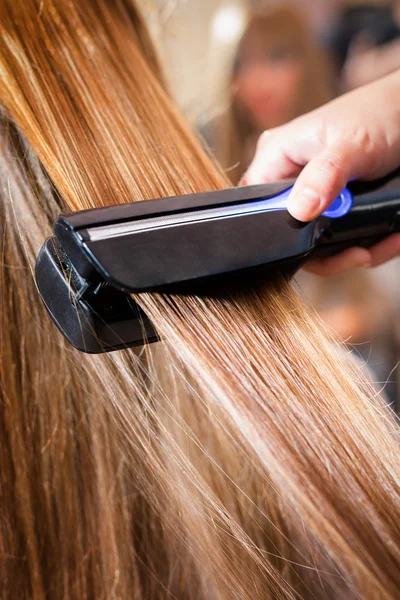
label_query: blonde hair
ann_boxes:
[0,1,400,598]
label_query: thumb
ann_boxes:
[287,148,357,222]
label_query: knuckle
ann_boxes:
[352,127,374,152]
[313,155,343,178]
[257,129,275,150]
[351,126,383,172]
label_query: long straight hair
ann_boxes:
[0,1,399,598]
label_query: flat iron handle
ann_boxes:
[314,168,400,258]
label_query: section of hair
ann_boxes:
[0,1,399,598]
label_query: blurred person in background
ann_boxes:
[201,6,336,185]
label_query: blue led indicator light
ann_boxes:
[264,186,353,218]
[322,187,353,219]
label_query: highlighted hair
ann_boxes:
[0,1,399,597]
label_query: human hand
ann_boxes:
[243,71,400,275]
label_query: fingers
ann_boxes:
[303,248,372,277]
[303,235,400,277]
[243,130,365,223]
[369,233,400,267]
[243,129,303,185]
[286,148,355,222]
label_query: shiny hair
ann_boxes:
[0,1,400,598]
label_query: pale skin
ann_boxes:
[243,70,400,276]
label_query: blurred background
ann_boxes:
[148,0,400,409]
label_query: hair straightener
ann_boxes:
[35,171,400,353]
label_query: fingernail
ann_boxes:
[287,189,321,222]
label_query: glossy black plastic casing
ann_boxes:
[35,238,158,353]
[53,180,314,293]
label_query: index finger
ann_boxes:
[242,130,304,185]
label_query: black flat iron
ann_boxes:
[35,171,400,353]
